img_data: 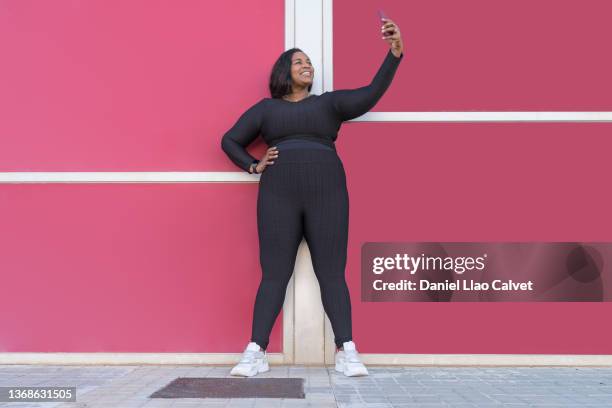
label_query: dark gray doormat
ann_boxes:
[149,377,305,399]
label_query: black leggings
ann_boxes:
[251,139,352,351]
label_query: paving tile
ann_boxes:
[2,365,612,407]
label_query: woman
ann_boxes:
[221,17,403,377]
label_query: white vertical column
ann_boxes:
[284,0,327,365]
[321,0,339,366]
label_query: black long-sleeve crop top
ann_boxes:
[221,48,403,172]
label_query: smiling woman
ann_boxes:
[220,47,403,173]
[269,48,314,102]
[221,16,404,378]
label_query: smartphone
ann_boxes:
[377,9,393,36]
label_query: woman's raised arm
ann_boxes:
[220,99,265,172]
[330,17,404,121]
[329,48,403,122]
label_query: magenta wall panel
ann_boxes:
[334,122,612,354]
[0,0,281,171]
[334,0,612,111]
[3,0,610,357]
[0,185,281,353]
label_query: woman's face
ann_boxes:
[289,51,313,87]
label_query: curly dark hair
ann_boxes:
[268,48,313,99]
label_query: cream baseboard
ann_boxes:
[1,353,611,366]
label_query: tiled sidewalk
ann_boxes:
[0,365,611,407]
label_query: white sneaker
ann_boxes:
[335,340,368,377]
[230,342,270,377]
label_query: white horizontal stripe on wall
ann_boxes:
[352,111,612,122]
[0,172,260,183]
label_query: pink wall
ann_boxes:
[0,184,284,352]
[336,122,612,354]
[334,0,612,111]
[0,0,283,352]
[2,0,611,355]
[333,0,612,354]
[0,0,278,171]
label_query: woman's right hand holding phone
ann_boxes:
[379,13,403,58]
